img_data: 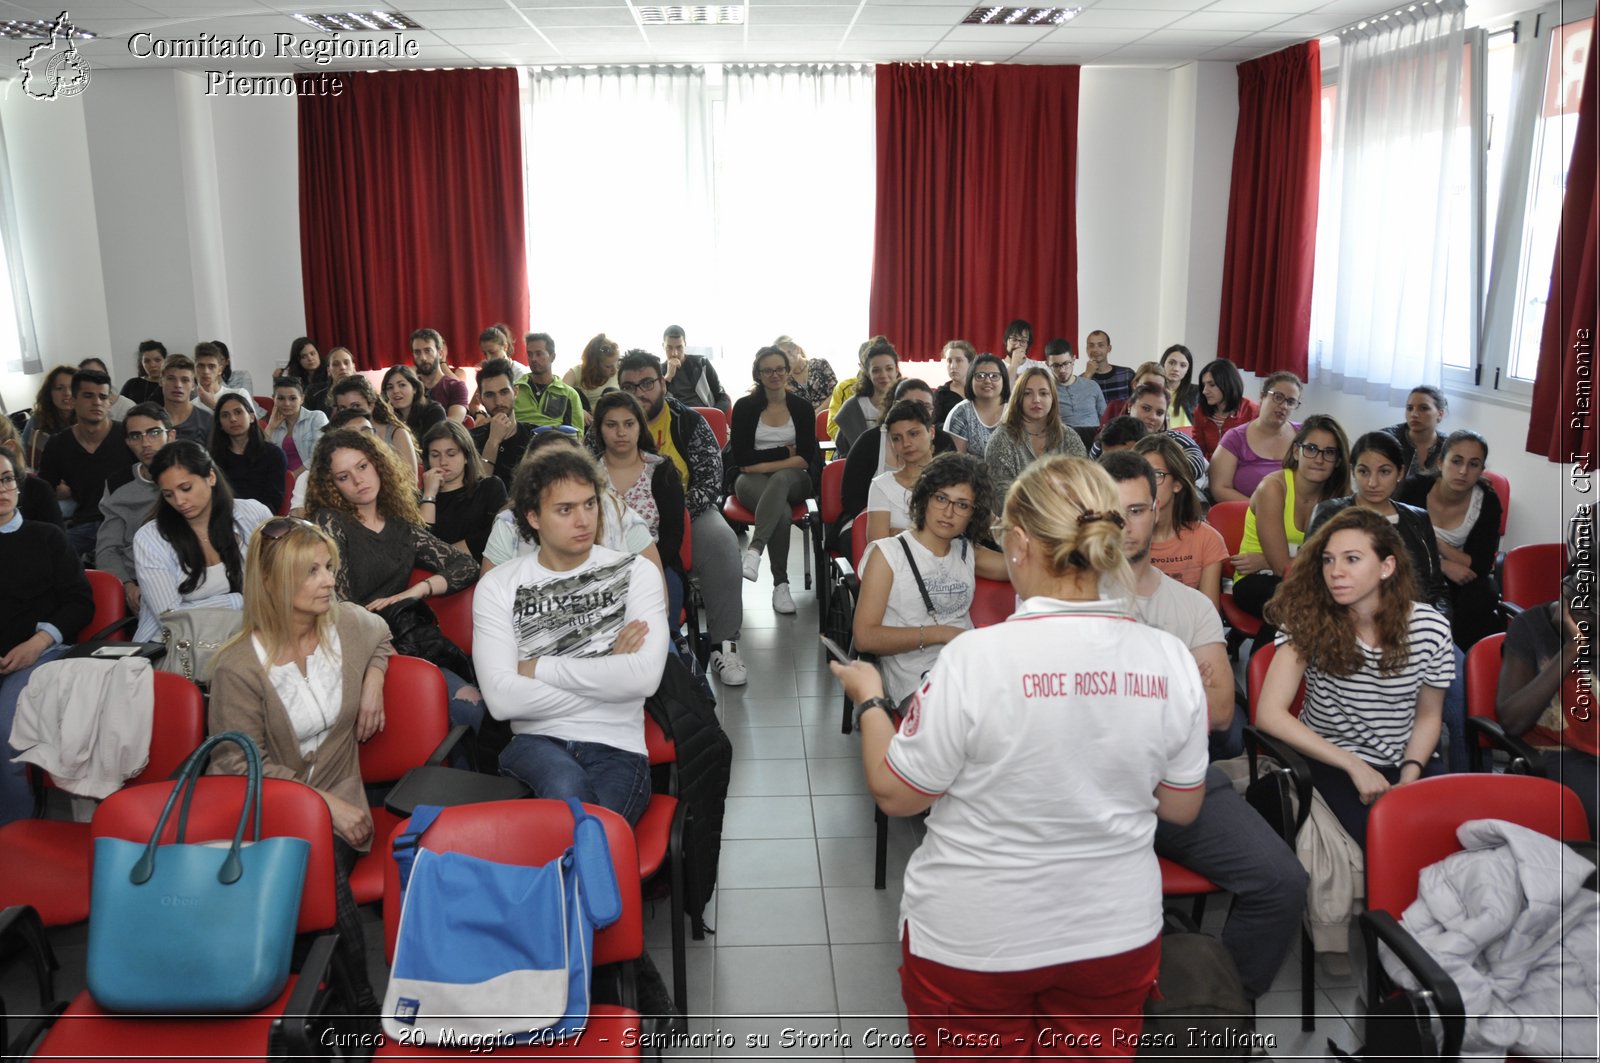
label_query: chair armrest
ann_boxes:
[279,932,342,1057]
[1357,910,1465,1060]
[84,615,140,642]
[805,498,820,521]
[1499,601,1526,622]
[833,556,857,592]
[1243,724,1313,840]
[425,724,471,767]
[1464,716,1546,776]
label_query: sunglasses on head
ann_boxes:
[260,516,316,541]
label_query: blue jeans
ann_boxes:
[0,643,68,827]
[1154,765,1308,998]
[499,734,651,826]
[665,568,684,636]
[64,521,101,563]
[1440,645,1469,772]
[441,667,483,732]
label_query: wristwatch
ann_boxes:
[853,696,897,732]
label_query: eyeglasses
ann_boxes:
[1266,391,1302,409]
[990,519,1010,540]
[1298,442,1341,461]
[125,427,172,443]
[1124,504,1153,520]
[972,372,1003,382]
[1150,469,1169,483]
[929,492,973,514]
[260,516,315,541]
[0,474,17,492]
[620,378,661,394]
[757,366,790,378]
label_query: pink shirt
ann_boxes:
[1149,522,1228,592]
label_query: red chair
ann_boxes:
[722,496,818,592]
[1159,856,1220,924]
[348,656,465,905]
[816,409,835,454]
[692,406,728,448]
[810,459,848,636]
[676,506,702,658]
[2,776,347,1058]
[969,577,1017,628]
[252,395,275,414]
[1462,633,1544,774]
[1208,500,1261,646]
[1481,470,1510,536]
[277,470,294,516]
[1170,424,1196,439]
[1360,775,1589,1060]
[80,570,135,642]
[636,713,689,1017]
[376,800,645,1059]
[1500,542,1565,616]
[0,672,206,926]
[409,567,475,656]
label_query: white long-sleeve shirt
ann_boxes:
[471,543,668,757]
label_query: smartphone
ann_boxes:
[819,635,852,665]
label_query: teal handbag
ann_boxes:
[86,731,310,1013]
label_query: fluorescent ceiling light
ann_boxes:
[292,10,423,33]
[636,6,747,24]
[962,6,1081,25]
[0,18,95,39]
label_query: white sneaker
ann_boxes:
[741,547,761,582]
[772,583,796,614]
[709,641,748,686]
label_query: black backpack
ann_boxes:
[1140,911,1256,1059]
[645,653,732,937]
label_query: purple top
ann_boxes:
[1218,422,1299,499]
[428,375,469,412]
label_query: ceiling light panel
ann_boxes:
[293,11,423,33]
[0,18,95,39]
[635,6,747,24]
[961,6,1082,24]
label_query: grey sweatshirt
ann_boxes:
[94,463,157,583]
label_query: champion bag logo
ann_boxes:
[394,997,420,1025]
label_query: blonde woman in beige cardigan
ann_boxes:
[207,515,389,1017]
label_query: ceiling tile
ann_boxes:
[1042,25,1154,41]
[1204,0,1319,11]
[855,4,970,23]
[746,23,845,38]
[541,23,659,40]
[752,0,860,6]
[924,40,1024,54]
[1137,27,1251,43]
[844,23,950,38]
[524,7,637,26]
[641,24,749,41]
[1067,7,1186,28]
[436,28,558,44]
[1102,41,1214,57]
[1267,12,1345,30]
[1204,43,1270,58]
[1082,0,1221,9]
[406,8,525,29]
[940,24,1056,39]
[1167,9,1293,29]
[751,5,858,24]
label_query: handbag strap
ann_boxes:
[391,804,447,898]
[130,731,262,888]
[566,798,622,929]
[897,536,937,617]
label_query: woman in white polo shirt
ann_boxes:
[832,455,1208,1059]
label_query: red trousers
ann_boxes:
[899,929,1161,1059]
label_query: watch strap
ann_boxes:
[854,696,896,732]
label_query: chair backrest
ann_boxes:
[92,775,338,934]
[693,407,728,448]
[644,712,676,767]
[814,409,830,444]
[410,566,476,656]
[677,507,693,571]
[820,458,846,527]
[381,799,643,966]
[253,395,275,414]
[1170,424,1195,438]
[1246,641,1306,723]
[40,671,207,796]
[80,570,129,643]
[969,577,1018,628]
[1366,774,1590,915]
[1464,632,1505,726]
[850,516,870,569]
[1481,471,1510,536]
[1501,542,1565,610]
[1207,500,1249,555]
[278,470,294,516]
[358,656,450,784]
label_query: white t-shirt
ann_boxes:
[471,544,669,757]
[865,470,912,531]
[865,532,975,703]
[886,596,1208,971]
[753,417,796,451]
[1283,602,1455,766]
[1112,570,1227,653]
[482,492,652,568]
[1431,487,1482,551]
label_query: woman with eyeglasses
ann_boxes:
[1133,433,1227,611]
[852,454,1007,706]
[984,364,1087,507]
[0,417,62,526]
[831,456,1207,1054]
[0,447,92,827]
[207,515,388,1019]
[382,364,446,440]
[942,352,1011,459]
[132,441,273,642]
[1208,371,1305,504]
[1397,429,1503,648]
[731,346,821,615]
[1229,414,1351,624]
[1191,359,1256,460]
[211,392,287,515]
[265,376,329,475]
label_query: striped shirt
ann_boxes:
[1280,603,1454,766]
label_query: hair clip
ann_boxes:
[1078,510,1126,529]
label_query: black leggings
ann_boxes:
[1307,756,1446,849]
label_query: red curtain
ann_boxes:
[1215,42,1321,378]
[870,64,1079,360]
[1527,39,1597,463]
[297,69,528,371]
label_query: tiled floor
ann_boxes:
[634,537,1368,1061]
